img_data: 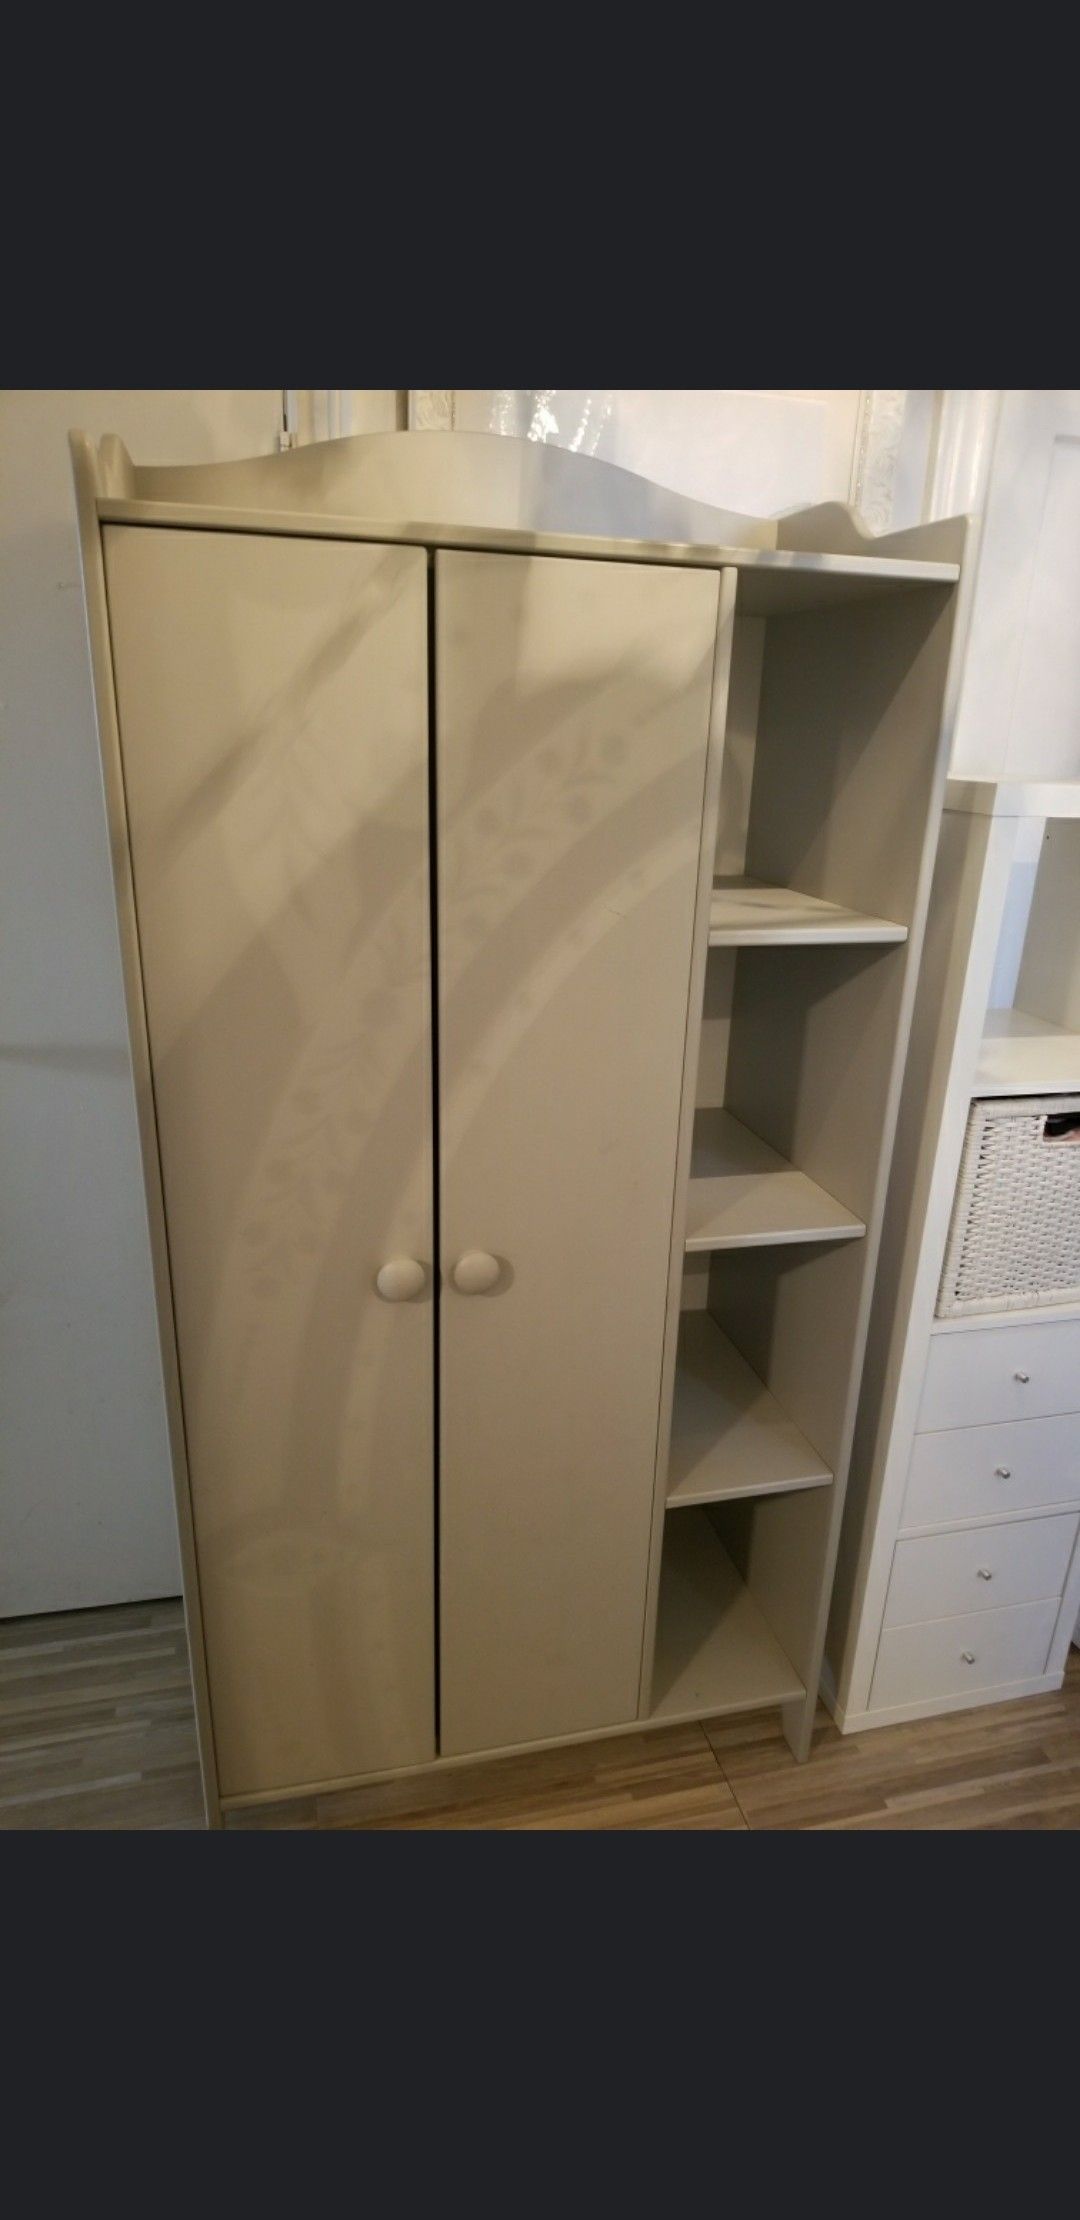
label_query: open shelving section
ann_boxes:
[640,527,967,1758]
[710,877,908,949]
[668,1314,832,1507]
[650,1510,805,1722]
[685,1108,865,1252]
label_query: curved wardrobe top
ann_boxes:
[71,429,964,607]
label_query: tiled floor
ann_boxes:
[3,1598,1078,1830]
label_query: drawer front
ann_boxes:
[870,1600,1059,1710]
[902,1413,1080,1529]
[884,1514,1079,1628]
[917,1319,1080,1432]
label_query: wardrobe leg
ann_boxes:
[781,1693,815,1764]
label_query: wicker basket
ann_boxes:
[936,1094,1080,1318]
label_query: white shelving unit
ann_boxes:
[641,536,969,1758]
[829,783,1080,1731]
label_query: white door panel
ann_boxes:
[435,549,720,1754]
[105,526,435,1796]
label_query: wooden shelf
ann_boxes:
[650,1509,805,1722]
[975,1007,1080,1096]
[668,1314,832,1507]
[685,1109,865,1252]
[709,878,908,948]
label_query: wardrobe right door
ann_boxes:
[435,549,722,1755]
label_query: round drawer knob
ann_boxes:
[452,1250,501,1295]
[977,1566,994,1581]
[995,1466,1012,1478]
[961,1651,976,1664]
[375,1257,427,1302]
[1014,1370,1031,1384]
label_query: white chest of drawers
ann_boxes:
[826,783,1080,1732]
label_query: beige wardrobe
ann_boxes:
[72,429,966,1824]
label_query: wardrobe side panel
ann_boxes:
[436,549,720,1754]
[104,527,435,1797]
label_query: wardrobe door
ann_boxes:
[436,550,721,1754]
[104,527,434,1797]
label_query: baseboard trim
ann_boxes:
[834,1671,1062,1735]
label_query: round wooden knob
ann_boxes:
[452,1251,501,1295]
[375,1257,427,1302]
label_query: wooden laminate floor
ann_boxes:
[2,1598,1079,1830]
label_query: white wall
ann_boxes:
[3,389,405,1617]
[950,391,1080,781]
[0,399,331,1610]
[453,389,864,513]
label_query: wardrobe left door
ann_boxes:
[104,527,435,1799]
